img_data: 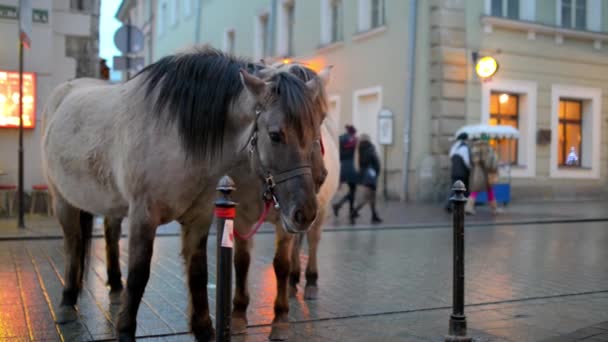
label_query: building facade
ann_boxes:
[0,0,100,191]
[120,0,608,202]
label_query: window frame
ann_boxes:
[558,0,589,30]
[550,85,602,179]
[489,92,520,165]
[481,79,538,178]
[557,99,584,167]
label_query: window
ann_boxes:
[286,3,295,56]
[489,92,519,165]
[370,0,385,28]
[330,0,343,42]
[70,0,85,11]
[481,79,538,178]
[561,0,586,29]
[277,1,295,57]
[170,0,178,27]
[358,0,385,32]
[183,0,192,18]
[550,85,601,179]
[224,29,236,55]
[491,0,519,19]
[255,13,270,59]
[321,0,343,45]
[158,2,167,35]
[557,100,583,167]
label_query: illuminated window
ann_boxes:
[557,99,583,167]
[489,92,518,165]
[0,71,36,129]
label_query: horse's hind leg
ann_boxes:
[116,204,159,342]
[54,195,93,323]
[231,230,252,335]
[304,206,325,300]
[181,214,215,342]
[288,233,304,298]
[269,226,294,341]
[104,217,123,293]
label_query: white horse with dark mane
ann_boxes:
[41,47,330,342]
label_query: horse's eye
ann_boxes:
[269,132,282,143]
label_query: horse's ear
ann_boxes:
[240,68,266,97]
[306,66,332,100]
[317,65,333,87]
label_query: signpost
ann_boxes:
[17,0,32,228]
[113,24,145,79]
[378,108,393,200]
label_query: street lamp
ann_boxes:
[474,55,499,80]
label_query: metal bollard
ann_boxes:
[215,176,237,342]
[445,180,472,342]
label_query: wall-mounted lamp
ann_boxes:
[472,52,499,80]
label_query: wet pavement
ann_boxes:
[0,219,607,341]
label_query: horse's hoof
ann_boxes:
[117,332,136,342]
[269,321,290,341]
[231,316,248,335]
[288,285,298,298]
[55,305,78,324]
[304,285,318,300]
[194,328,215,342]
[108,280,124,293]
[109,290,122,304]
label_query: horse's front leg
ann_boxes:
[116,206,158,342]
[270,226,295,341]
[182,218,214,341]
[304,206,325,300]
[104,217,123,294]
[231,232,252,335]
[289,233,304,298]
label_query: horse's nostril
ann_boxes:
[294,210,305,225]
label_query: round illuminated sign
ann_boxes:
[475,56,499,79]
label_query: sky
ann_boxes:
[99,0,122,81]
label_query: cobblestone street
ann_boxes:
[0,217,607,341]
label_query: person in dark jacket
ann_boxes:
[332,125,359,219]
[351,134,383,224]
[445,132,470,212]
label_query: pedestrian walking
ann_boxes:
[332,125,359,219]
[351,134,383,224]
[465,134,500,215]
[445,133,470,213]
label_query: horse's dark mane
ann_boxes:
[286,64,329,117]
[137,46,320,159]
[266,71,319,145]
[138,47,253,160]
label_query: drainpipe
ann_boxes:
[194,0,202,44]
[402,0,418,201]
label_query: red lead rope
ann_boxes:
[233,201,273,240]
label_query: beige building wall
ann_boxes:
[0,0,98,192]
[143,0,608,202]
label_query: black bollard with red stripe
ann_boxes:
[215,176,237,342]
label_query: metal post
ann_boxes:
[215,176,236,342]
[126,21,131,80]
[383,145,388,200]
[17,39,25,229]
[446,180,471,342]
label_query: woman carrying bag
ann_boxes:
[350,134,383,224]
[465,134,500,215]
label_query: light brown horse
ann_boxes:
[229,64,339,340]
[41,47,330,342]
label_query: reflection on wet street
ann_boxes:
[0,222,607,341]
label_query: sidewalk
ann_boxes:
[1,199,607,240]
